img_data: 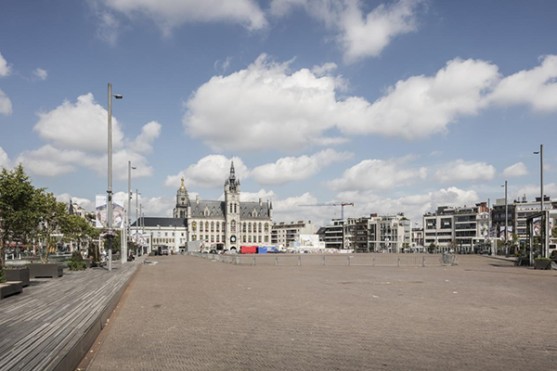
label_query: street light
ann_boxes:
[502,180,508,256]
[122,160,136,264]
[533,144,547,258]
[107,83,123,271]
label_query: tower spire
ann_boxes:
[230,161,236,181]
[225,160,240,192]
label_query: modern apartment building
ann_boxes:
[317,214,412,252]
[271,220,316,247]
[423,203,490,252]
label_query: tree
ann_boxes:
[61,214,99,255]
[35,191,68,263]
[0,165,40,273]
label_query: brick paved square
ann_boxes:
[86,255,557,371]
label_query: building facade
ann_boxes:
[271,220,316,248]
[173,162,273,251]
[424,203,490,253]
[317,214,412,253]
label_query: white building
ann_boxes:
[423,202,491,253]
[173,162,273,252]
[271,220,316,248]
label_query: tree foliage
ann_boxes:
[0,164,99,270]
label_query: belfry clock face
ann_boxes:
[230,235,236,243]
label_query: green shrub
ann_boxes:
[67,251,87,271]
[67,260,86,271]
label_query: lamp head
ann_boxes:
[113,94,123,99]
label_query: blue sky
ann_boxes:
[1,0,556,227]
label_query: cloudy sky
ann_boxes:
[1,0,556,227]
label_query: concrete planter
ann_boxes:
[0,281,23,299]
[4,267,30,287]
[29,263,64,278]
[534,258,552,270]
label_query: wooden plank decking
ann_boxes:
[0,258,141,371]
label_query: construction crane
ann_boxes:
[299,202,354,220]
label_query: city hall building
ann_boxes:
[172,162,273,252]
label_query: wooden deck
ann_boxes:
[0,258,141,371]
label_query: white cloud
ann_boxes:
[337,58,500,138]
[333,186,480,225]
[329,157,427,192]
[34,93,124,153]
[0,89,13,115]
[435,160,496,183]
[0,52,11,77]
[251,149,352,185]
[96,11,120,46]
[488,55,557,112]
[270,0,423,63]
[516,183,557,203]
[339,0,423,63]
[165,155,247,189]
[97,0,267,37]
[185,56,502,151]
[239,189,275,202]
[142,196,175,217]
[184,54,346,152]
[33,68,48,80]
[128,121,161,154]
[0,147,10,169]
[271,192,321,223]
[503,162,528,177]
[15,145,83,176]
[20,93,158,179]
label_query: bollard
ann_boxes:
[347,255,351,266]
[397,256,400,267]
[322,255,326,266]
[252,256,256,266]
[422,256,425,267]
[372,256,375,267]
[298,255,302,266]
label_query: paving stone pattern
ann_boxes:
[87,255,557,371]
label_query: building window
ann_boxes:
[231,220,236,233]
[211,221,214,232]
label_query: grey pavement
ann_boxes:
[85,255,557,371]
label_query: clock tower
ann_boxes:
[173,177,190,219]
[224,162,241,250]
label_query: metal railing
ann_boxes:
[190,252,457,267]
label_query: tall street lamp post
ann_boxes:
[135,189,140,254]
[107,83,123,271]
[502,180,508,256]
[533,144,547,258]
[122,160,136,264]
